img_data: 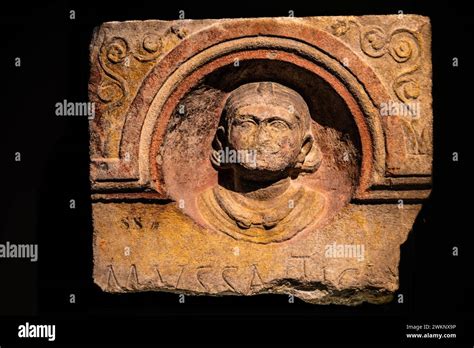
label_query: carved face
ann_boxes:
[227,103,305,172]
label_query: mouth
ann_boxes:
[255,147,280,155]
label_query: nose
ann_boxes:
[256,124,272,144]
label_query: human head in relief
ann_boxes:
[198,82,326,243]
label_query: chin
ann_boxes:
[236,164,292,181]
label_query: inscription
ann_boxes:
[106,265,122,291]
[222,266,238,292]
[287,255,311,279]
[120,216,160,230]
[337,268,360,287]
[196,266,212,292]
[103,255,365,293]
[249,265,265,293]
[127,264,139,288]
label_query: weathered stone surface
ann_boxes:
[89,15,432,304]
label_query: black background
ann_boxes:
[0,0,471,345]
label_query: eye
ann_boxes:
[235,119,256,129]
[269,120,289,130]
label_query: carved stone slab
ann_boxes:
[89,15,432,304]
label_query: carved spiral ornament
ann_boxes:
[358,25,421,102]
[393,68,421,103]
[98,37,129,105]
[360,26,419,63]
[97,28,187,108]
[106,37,128,63]
[388,30,419,63]
[360,27,388,57]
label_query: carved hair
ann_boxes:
[212,82,322,173]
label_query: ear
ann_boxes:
[210,125,227,169]
[295,134,322,173]
[298,135,313,161]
